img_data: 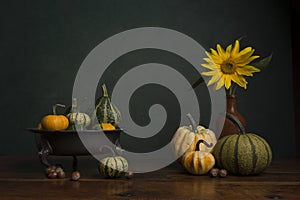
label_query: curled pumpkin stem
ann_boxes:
[226,113,246,134]
[195,139,213,151]
[52,104,65,115]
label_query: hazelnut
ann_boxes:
[55,167,63,173]
[57,170,66,179]
[219,169,227,177]
[45,166,56,175]
[209,168,219,177]
[48,172,57,179]
[125,171,134,179]
[71,171,80,181]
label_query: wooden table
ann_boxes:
[0,156,299,199]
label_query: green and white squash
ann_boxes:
[65,98,91,130]
[98,156,128,178]
[98,146,128,178]
[67,112,91,128]
[93,84,121,127]
[212,113,272,175]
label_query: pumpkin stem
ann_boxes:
[195,139,213,151]
[72,98,79,113]
[101,84,109,97]
[52,104,65,115]
[99,145,116,157]
[186,113,197,132]
[226,113,246,134]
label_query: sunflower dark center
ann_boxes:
[221,62,235,74]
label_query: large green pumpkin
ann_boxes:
[93,84,121,127]
[212,113,272,175]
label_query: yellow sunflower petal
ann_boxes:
[236,67,254,76]
[210,48,219,57]
[231,40,240,57]
[215,78,224,90]
[231,75,247,89]
[202,70,217,76]
[207,74,221,86]
[238,47,253,57]
[226,44,232,53]
[201,63,217,70]
[223,75,232,89]
[236,55,260,66]
[203,57,212,63]
[207,50,223,64]
[243,65,261,73]
[217,44,227,60]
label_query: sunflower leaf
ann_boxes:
[251,53,273,70]
[192,77,205,89]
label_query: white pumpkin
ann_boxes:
[172,114,217,163]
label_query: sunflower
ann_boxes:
[201,40,260,92]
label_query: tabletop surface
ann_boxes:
[0,155,299,200]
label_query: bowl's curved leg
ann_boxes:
[38,143,52,167]
[35,134,53,167]
[72,156,78,171]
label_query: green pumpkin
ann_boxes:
[98,156,128,178]
[212,113,272,175]
[93,84,121,127]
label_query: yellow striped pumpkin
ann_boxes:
[212,113,272,175]
[182,140,215,175]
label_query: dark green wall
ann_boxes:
[0,0,295,157]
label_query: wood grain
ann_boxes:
[0,156,299,199]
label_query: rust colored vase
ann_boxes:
[220,95,246,138]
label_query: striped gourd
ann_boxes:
[181,140,215,175]
[94,84,121,127]
[98,156,128,178]
[212,113,272,175]
[66,98,91,130]
[67,112,91,128]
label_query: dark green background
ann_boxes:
[0,0,295,157]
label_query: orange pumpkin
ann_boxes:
[41,104,69,130]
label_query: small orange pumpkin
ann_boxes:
[181,139,215,175]
[101,123,116,131]
[41,104,69,130]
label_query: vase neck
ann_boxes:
[226,95,238,113]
